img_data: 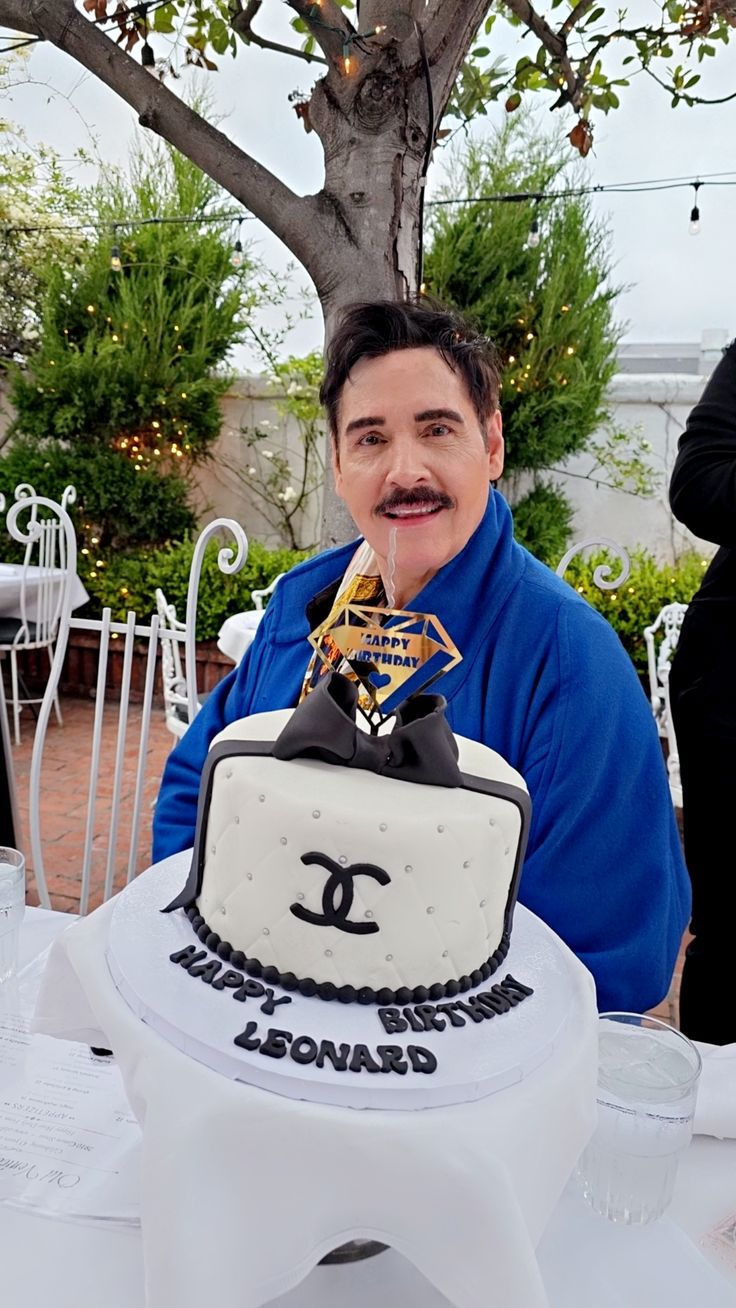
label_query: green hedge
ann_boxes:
[558,548,708,677]
[81,537,309,642]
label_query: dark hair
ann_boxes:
[320,299,501,439]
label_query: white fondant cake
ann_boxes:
[169,676,531,1003]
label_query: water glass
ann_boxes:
[577,1011,701,1226]
[0,847,26,985]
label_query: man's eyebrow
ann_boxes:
[415,408,465,424]
[344,415,385,434]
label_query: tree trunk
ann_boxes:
[305,64,426,549]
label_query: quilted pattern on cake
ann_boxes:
[197,749,523,992]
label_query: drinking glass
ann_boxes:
[577,1011,701,1226]
[0,847,26,985]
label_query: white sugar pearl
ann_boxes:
[480,898,487,907]
[385,954,393,962]
[296,892,305,901]
[405,864,413,873]
[262,927,270,936]
[365,910,373,919]
[247,872,253,881]
[324,949,332,957]
[426,906,435,915]
[258,794,266,802]
[338,855,347,865]
[312,810,321,819]
[442,950,449,958]
[437,824,444,833]
[489,817,495,826]
[280,836,287,845]
[379,822,387,831]
[226,769,233,780]
[234,816,240,825]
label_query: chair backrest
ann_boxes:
[17,500,250,912]
[555,537,631,591]
[251,572,286,611]
[155,587,189,741]
[643,602,688,808]
[2,485,78,649]
[643,602,689,726]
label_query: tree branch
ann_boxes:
[410,1,491,119]
[1,0,339,276]
[501,0,580,104]
[285,0,354,66]
[0,0,43,35]
[559,0,595,38]
[230,0,327,65]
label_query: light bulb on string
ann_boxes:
[689,181,701,235]
[527,215,540,248]
[231,216,245,268]
[110,239,122,272]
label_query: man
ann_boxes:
[153,299,690,1013]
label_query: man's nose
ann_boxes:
[385,438,430,486]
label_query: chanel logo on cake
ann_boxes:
[290,851,390,935]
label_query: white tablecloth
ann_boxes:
[1,908,734,1308]
[217,609,265,664]
[0,563,89,623]
[32,893,601,1308]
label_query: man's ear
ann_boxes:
[486,410,504,482]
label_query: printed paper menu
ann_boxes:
[0,1010,141,1226]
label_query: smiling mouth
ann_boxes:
[382,504,445,520]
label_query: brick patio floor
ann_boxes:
[10,695,173,914]
[8,691,689,1023]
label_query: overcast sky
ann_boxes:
[4,4,735,366]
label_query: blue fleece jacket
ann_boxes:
[153,492,690,1012]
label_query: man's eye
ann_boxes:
[358,432,383,446]
[426,424,451,437]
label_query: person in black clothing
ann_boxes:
[669,339,736,1045]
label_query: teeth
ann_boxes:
[389,505,438,517]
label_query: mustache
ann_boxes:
[375,487,454,516]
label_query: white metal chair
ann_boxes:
[0,483,77,745]
[155,587,191,741]
[251,572,286,611]
[555,536,631,591]
[13,496,248,913]
[155,519,250,741]
[643,602,688,808]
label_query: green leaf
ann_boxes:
[484,14,497,33]
[472,46,491,58]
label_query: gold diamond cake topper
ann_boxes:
[308,604,462,727]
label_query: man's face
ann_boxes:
[332,347,504,602]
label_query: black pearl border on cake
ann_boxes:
[185,904,511,1005]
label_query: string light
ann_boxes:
[110,244,122,272]
[231,216,245,268]
[689,181,701,235]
